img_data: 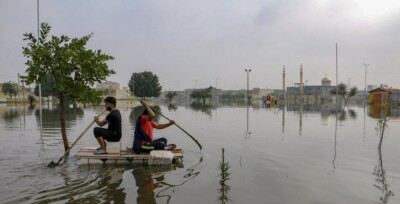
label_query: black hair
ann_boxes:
[104,96,117,106]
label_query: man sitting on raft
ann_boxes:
[132,99,176,154]
[93,96,122,155]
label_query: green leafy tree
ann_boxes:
[330,83,358,108]
[22,22,115,152]
[190,86,213,105]
[165,91,177,104]
[2,82,17,99]
[128,71,162,98]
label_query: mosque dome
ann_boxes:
[321,75,332,86]
[322,76,332,82]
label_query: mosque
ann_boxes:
[286,75,336,103]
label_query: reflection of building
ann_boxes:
[287,76,336,103]
[96,81,132,100]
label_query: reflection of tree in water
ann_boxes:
[34,107,84,128]
[167,104,177,111]
[333,108,357,121]
[30,165,126,203]
[3,106,20,122]
[129,105,161,126]
[373,109,394,203]
[2,105,35,122]
[189,103,212,116]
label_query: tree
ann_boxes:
[2,82,17,99]
[190,86,213,105]
[165,91,177,104]
[330,83,358,108]
[128,71,162,98]
[22,22,115,152]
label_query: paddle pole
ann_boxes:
[152,107,202,150]
[48,110,106,167]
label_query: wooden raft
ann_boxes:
[76,147,183,165]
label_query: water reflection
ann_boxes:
[3,106,20,121]
[374,111,395,203]
[155,157,202,204]
[31,159,201,204]
[0,104,34,122]
[34,107,84,129]
[189,103,213,116]
[167,104,177,111]
[369,105,400,119]
[134,165,176,204]
[332,106,338,170]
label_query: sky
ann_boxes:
[1,0,400,91]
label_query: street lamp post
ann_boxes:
[363,63,369,104]
[245,69,251,104]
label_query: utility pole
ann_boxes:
[283,66,286,101]
[300,64,303,100]
[363,63,369,104]
[245,69,251,104]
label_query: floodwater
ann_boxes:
[0,101,400,204]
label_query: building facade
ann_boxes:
[286,76,336,103]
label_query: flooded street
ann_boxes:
[1,101,400,204]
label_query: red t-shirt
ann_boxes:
[140,115,156,144]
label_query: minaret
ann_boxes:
[283,66,286,99]
[300,64,304,97]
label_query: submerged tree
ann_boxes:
[373,88,394,203]
[190,86,213,105]
[128,71,162,99]
[2,82,17,99]
[22,22,115,152]
[330,83,357,108]
[165,91,177,104]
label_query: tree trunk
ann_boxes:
[59,92,70,153]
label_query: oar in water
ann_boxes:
[152,107,202,150]
[48,110,106,167]
[133,96,202,150]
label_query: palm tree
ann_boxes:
[330,83,358,108]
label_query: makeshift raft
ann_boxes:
[76,147,183,165]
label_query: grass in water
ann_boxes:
[218,148,231,204]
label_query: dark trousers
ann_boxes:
[139,137,168,153]
[94,127,121,142]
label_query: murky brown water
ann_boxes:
[1,101,399,204]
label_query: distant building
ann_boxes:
[287,75,336,103]
[0,82,34,102]
[96,81,132,100]
[369,87,400,107]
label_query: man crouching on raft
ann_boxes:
[132,99,176,154]
[93,96,122,155]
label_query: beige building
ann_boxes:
[97,81,132,100]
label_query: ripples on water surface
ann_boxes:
[0,102,399,204]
